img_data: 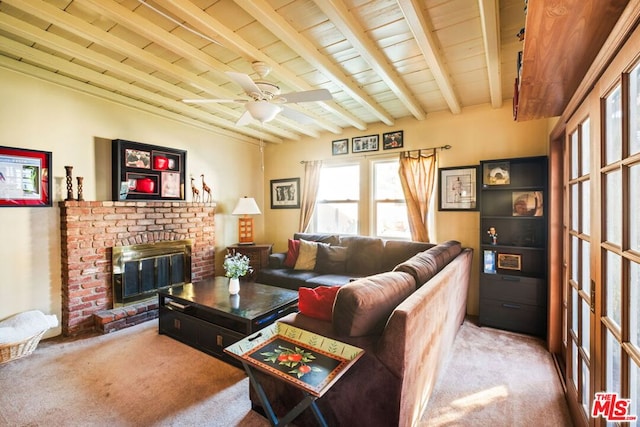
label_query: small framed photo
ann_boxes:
[497,253,522,271]
[125,148,151,169]
[270,177,300,209]
[383,131,404,150]
[352,135,379,153]
[438,165,479,211]
[483,161,510,186]
[332,139,348,155]
[161,171,181,198]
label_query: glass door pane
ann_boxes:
[630,63,640,155]
[605,86,622,163]
[566,120,592,421]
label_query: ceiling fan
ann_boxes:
[183,62,332,126]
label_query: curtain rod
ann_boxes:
[300,144,451,164]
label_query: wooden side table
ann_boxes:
[227,244,273,281]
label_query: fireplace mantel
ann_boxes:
[59,200,216,336]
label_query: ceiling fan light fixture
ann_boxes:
[246,101,282,123]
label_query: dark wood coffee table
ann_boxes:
[158,277,298,367]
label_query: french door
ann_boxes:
[564,51,640,426]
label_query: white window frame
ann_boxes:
[310,163,360,235]
[370,158,410,239]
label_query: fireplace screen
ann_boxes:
[112,240,192,306]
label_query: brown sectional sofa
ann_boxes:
[257,233,436,290]
[250,240,473,427]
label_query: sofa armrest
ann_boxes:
[268,252,287,268]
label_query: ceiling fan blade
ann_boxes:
[279,106,315,124]
[236,110,253,126]
[226,71,263,96]
[281,89,332,104]
[183,98,246,104]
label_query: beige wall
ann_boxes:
[263,104,551,315]
[0,67,263,336]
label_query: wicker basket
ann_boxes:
[0,330,46,364]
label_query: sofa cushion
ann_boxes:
[381,240,435,271]
[315,245,348,274]
[257,268,321,291]
[340,236,384,275]
[284,239,300,268]
[295,240,327,270]
[294,233,340,246]
[298,286,340,321]
[393,240,462,286]
[332,271,416,337]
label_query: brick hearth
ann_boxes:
[59,201,216,336]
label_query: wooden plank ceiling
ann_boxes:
[0,0,527,144]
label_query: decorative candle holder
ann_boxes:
[76,177,84,201]
[64,166,74,201]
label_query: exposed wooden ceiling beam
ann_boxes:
[478,0,503,108]
[397,0,462,114]
[152,0,363,133]
[234,0,395,126]
[315,0,426,120]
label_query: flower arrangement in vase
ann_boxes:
[223,252,252,295]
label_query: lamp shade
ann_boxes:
[232,197,261,215]
[245,101,282,123]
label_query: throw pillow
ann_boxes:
[298,286,340,321]
[294,240,324,270]
[283,239,300,268]
[314,245,348,274]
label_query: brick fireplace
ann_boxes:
[59,201,215,336]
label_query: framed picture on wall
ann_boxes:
[332,139,348,155]
[438,165,479,211]
[352,135,379,153]
[382,130,403,149]
[270,177,300,209]
[0,146,52,207]
[112,139,186,201]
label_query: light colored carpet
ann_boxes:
[0,318,572,426]
[0,321,268,427]
[422,320,573,426]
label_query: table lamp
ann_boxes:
[232,196,261,245]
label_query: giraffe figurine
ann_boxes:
[190,176,200,202]
[201,174,212,203]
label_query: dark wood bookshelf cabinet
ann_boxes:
[478,156,548,337]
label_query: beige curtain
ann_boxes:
[399,150,436,242]
[298,160,323,232]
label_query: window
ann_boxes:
[311,164,359,234]
[372,159,409,238]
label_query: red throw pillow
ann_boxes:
[298,286,340,322]
[284,239,300,268]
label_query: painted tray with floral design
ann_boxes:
[224,322,364,397]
